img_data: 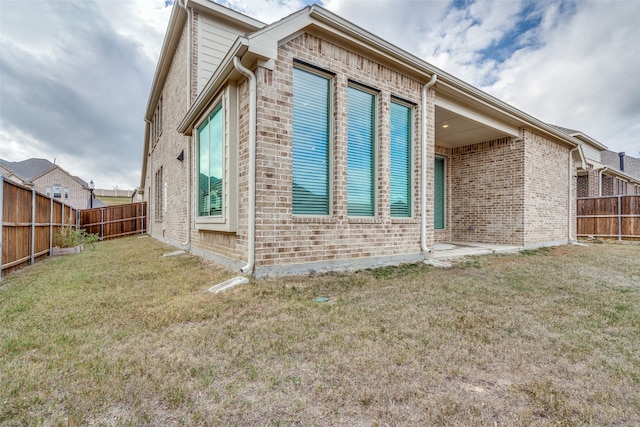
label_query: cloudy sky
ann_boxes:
[1,0,639,190]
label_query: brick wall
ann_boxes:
[449,137,525,245]
[147,24,190,243]
[250,33,434,274]
[523,130,571,245]
[33,169,88,211]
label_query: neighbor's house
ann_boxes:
[140,1,593,277]
[550,127,640,197]
[0,158,94,210]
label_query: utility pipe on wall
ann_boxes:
[568,147,579,243]
[421,74,437,255]
[233,57,257,275]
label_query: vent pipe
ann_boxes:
[619,152,625,172]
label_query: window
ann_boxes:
[198,104,223,217]
[434,156,445,229]
[292,66,331,215]
[155,166,163,221]
[347,85,376,217]
[151,94,163,146]
[194,86,237,232]
[46,187,51,197]
[53,184,62,198]
[390,101,412,217]
[64,187,69,199]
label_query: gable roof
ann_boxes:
[176,3,584,151]
[548,124,608,151]
[0,158,90,188]
[0,158,56,181]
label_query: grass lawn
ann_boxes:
[1,237,639,426]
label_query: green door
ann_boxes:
[434,156,445,229]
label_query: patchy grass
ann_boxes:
[1,238,639,426]
[95,196,133,206]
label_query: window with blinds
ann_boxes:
[347,85,376,217]
[435,156,445,229]
[197,104,223,217]
[292,67,331,215]
[390,101,412,217]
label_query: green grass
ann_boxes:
[1,237,639,426]
[95,196,133,206]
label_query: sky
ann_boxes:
[1,0,639,190]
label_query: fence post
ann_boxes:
[0,175,4,281]
[30,189,36,265]
[49,194,54,254]
[100,208,104,239]
[617,195,622,242]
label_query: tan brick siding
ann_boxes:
[523,130,570,245]
[251,33,434,269]
[449,137,525,245]
[33,169,89,211]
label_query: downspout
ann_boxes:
[178,0,192,247]
[233,57,256,275]
[568,147,580,243]
[421,74,437,255]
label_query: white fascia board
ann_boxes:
[145,2,186,121]
[177,38,249,135]
[188,0,266,29]
[435,96,520,138]
[569,132,608,151]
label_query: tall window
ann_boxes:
[434,156,445,229]
[46,187,51,197]
[292,66,330,215]
[198,104,223,217]
[347,85,376,216]
[155,166,163,221]
[64,187,69,199]
[53,184,62,198]
[390,101,412,217]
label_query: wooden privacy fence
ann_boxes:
[1,176,78,278]
[79,202,146,240]
[577,195,640,240]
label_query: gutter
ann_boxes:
[421,74,437,255]
[568,146,586,243]
[232,57,257,275]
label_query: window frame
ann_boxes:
[194,85,237,232]
[53,184,62,199]
[347,82,378,218]
[291,63,334,217]
[389,98,414,218]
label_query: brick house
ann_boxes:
[551,126,640,197]
[0,158,94,210]
[140,1,591,277]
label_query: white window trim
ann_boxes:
[195,84,238,232]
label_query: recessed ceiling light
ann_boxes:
[442,122,449,128]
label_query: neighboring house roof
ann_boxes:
[548,124,608,151]
[142,2,588,189]
[601,150,640,180]
[0,158,56,182]
[0,158,90,188]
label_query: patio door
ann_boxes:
[434,156,445,229]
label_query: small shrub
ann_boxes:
[54,224,99,249]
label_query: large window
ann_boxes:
[390,101,412,217]
[434,156,445,229]
[347,85,376,217]
[198,104,223,217]
[292,66,330,215]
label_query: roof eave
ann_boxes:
[177,38,249,134]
